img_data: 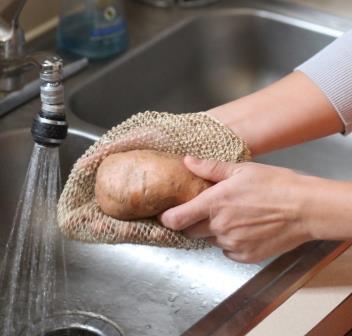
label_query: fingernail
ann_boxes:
[159,211,180,231]
[159,211,171,227]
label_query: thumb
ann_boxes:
[184,156,236,182]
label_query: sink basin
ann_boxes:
[0,6,350,336]
[69,8,336,129]
[0,129,264,335]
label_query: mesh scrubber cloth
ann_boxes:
[57,111,251,249]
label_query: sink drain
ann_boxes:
[21,311,124,336]
[44,327,102,336]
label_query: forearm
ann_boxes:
[299,175,352,241]
[208,29,352,156]
[208,71,343,156]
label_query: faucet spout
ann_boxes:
[0,0,27,92]
[0,0,27,29]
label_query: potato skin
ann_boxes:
[95,150,212,220]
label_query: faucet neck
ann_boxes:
[0,26,25,92]
[0,26,25,60]
[0,0,27,92]
[0,0,27,28]
[0,0,27,60]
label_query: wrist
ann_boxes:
[207,98,261,156]
[297,175,352,240]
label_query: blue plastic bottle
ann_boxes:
[57,0,128,59]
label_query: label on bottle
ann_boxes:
[104,5,117,21]
[90,5,127,40]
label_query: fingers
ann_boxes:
[223,251,253,264]
[184,156,239,182]
[183,219,212,239]
[206,239,260,263]
[159,191,211,231]
[205,237,223,248]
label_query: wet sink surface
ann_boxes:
[0,6,350,336]
[0,130,263,335]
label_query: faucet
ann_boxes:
[0,2,68,144]
[0,0,88,115]
[0,0,26,58]
[0,0,28,92]
[0,0,58,94]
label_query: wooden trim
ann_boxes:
[183,241,352,336]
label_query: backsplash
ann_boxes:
[19,0,352,41]
[20,0,60,39]
[278,0,352,19]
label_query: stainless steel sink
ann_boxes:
[69,8,337,129]
[1,4,352,336]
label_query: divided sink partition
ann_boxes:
[0,6,351,336]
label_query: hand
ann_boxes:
[160,158,314,263]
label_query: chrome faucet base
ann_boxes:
[0,52,55,93]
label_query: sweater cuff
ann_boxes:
[295,30,352,135]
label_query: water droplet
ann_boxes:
[213,298,221,305]
[145,324,152,329]
[168,293,178,302]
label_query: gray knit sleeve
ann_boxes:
[295,30,352,134]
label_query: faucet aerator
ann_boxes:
[31,57,68,147]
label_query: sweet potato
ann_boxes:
[95,150,212,220]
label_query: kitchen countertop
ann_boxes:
[248,244,352,335]
[282,0,352,19]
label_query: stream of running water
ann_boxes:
[0,143,67,335]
